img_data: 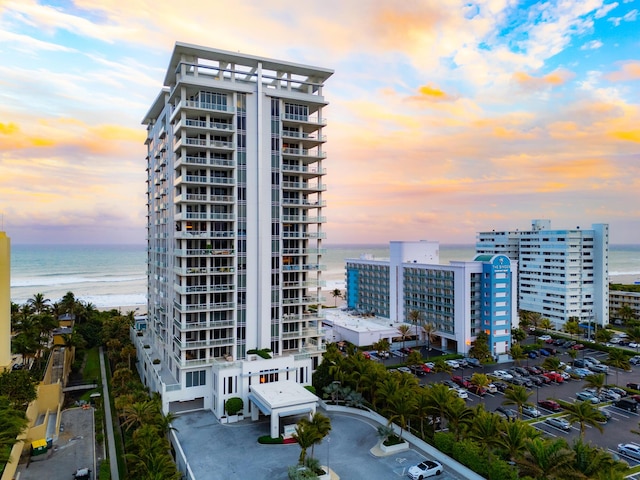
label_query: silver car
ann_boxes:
[545,417,571,431]
[618,443,640,460]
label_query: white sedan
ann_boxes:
[445,360,460,369]
[407,460,444,479]
[492,370,514,380]
[450,387,468,399]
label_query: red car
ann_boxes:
[538,399,562,412]
[571,343,585,350]
[543,372,564,383]
[468,384,487,396]
[452,376,471,388]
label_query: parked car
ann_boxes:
[541,347,557,355]
[495,407,518,422]
[397,366,414,375]
[528,351,539,359]
[572,367,592,378]
[538,348,550,357]
[513,367,530,376]
[584,356,601,365]
[407,459,444,479]
[539,334,552,342]
[522,404,541,417]
[463,357,481,367]
[528,375,543,386]
[609,387,627,397]
[615,398,638,412]
[424,362,435,370]
[409,365,427,376]
[400,347,414,355]
[486,383,498,394]
[543,372,564,383]
[618,443,640,461]
[576,390,600,403]
[492,381,509,392]
[73,469,91,480]
[630,356,640,365]
[492,370,514,380]
[571,343,586,350]
[468,384,487,396]
[545,417,571,431]
[452,376,471,388]
[597,408,612,423]
[626,383,640,391]
[538,399,562,412]
[553,338,565,346]
[445,359,460,369]
[450,387,468,399]
[563,340,577,348]
[535,374,552,384]
[442,380,458,389]
[525,366,542,375]
[589,364,609,374]
[600,390,621,402]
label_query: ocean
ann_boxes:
[10,243,640,309]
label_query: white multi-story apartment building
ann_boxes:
[345,241,518,358]
[477,219,609,330]
[138,42,332,418]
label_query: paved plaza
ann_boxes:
[172,410,467,480]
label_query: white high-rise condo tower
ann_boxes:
[477,220,609,331]
[139,42,333,417]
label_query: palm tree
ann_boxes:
[432,358,452,377]
[541,356,561,372]
[121,400,158,431]
[502,385,532,418]
[467,407,504,460]
[424,383,456,431]
[583,373,606,397]
[518,437,576,480]
[571,438,627,479]
[307,412,331,459]
[445,399,474,441]
[0,398,29,465]
[385,390,417,440]
[595,328,613,344]
[497,420,540,463]
[618,304,636,324]
[407,309,422,347]
[563,401,604,438]
[567,348,578,364]
[421,321,437,359]
[372,338,390,359]
[396,324,411,358]
[27,293,51,314]
[330,288,342,307]
[510,343,526,366]
[511,328,527,343]
[607,349,630,385]
[470,372,490,392]
[540,317,552,333]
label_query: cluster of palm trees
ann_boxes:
[10,292,93,369]
[313,342,627,480]
[105,314,181,480]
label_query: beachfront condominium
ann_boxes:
[345,241,518,359]
[139,42,332,417]
[476,219,609,330]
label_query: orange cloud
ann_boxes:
[512,68,574,90]
[606,61,640,82]
[408,84,457,103]
[610,130,640,142]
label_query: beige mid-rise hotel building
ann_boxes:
[138,42,332,418]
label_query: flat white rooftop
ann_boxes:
[250,380,317,410]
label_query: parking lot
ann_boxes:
[372,340,640,471]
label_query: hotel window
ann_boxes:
[186,370,206,387]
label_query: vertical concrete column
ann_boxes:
[0,231,11,369]
[271,412,279,438]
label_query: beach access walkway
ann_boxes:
[99,346,119,480]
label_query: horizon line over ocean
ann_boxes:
[9,243,640,308]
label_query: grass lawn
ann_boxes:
[83,347,102,382]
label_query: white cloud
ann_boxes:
[609,7,638,24]
[595,2,619,18]
[0,30,77,53]
[581,39,604,49]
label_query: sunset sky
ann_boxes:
[1,0,639,245]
